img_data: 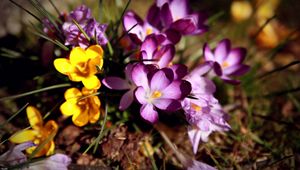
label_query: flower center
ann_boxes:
[151,90,162,99]
[146,28,153,35]
[221,61,230,68]
[191,103,202,112]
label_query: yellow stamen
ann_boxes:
[191,103,202,112]
[146,28,153,35]
[151,91,162,99]
[221,61,230,68]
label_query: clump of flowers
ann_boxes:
[4,0,252,169]
[9,106,58,157]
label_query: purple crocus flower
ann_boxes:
[102,63,136,110]
[133,63,191,123]
[63,23,90,48]
[29,153,71,170]
[182,66,230,153]
[85,19,108,45]
[157,0,208,36]
[68,5,92,24]
[123,10,162,44]
[203,39,250,84]
[0,141,35,166]
[62,5,108,48]
[140,35,175,68]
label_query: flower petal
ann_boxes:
[64,87,82,100]
[44,120,59,136]
[140,104,158,123]
[53,58,72,75]
[82,75,101,90]
[132,63,149,88]
[119,89,134,110]
[135,86,147,105]
[26,106,43,130]
[153,98,181,111]
[160,3,173,27]
[88,97,101,124]
[60,100,81,116]
[155,44,175,68]
[141,36,157,59]
[187,126,202,154]
[162,81,186,99]
[69,47,89,66]
[203,43,214,61]
[72,110,89,127]
[102,77,130,90]
[225,48,246,66]
[170,64,188,80]
[214,39,230,63]
[150,69,173,91]
[10,130,37,143]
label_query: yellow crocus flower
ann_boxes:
[54,45,104,90]
[10,106,58,157]
[60,87,101,127]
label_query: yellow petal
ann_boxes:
[44,120,58,136]
[10,130,37,143]
[26,106,43,130]
[86,45,103,60]
[46,140,55,156]
[60,100,81,116]
[89,110,100,124]
[68,72,84,82]
[70,47,89,66]
[64,87,82,100]
[86,45,104,70]
[53,58,72,75]
[72,109,89,127]
[82,75,101,90]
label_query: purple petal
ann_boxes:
[162,80,191,99]
[123,11,144,42]
[125,63,135,81]
[119,89,134,110]
[213,62,223,76]
[153,98,181,111]
[147,5,162,29]
[161,3,173,27]
[140,104,158,123]
[155,44,175,68]
[150,68,173,91]
[170,64,188,79]
[14,141,36,152]
[188,62,212,77]
[141,36,158,59]
[225,48,247,65]
[214,39,230,63]
[188,126,202,154]
[220,76,240,85]
[170,19,197,35]
[187,160,216,170]
[102,77,130,90]
[203,43,215,61]
[165,28,181,44]
[161,81,182,99]
[230,64,250,76]
[135,86,147,105]
[187,76,215,95]
[156,0,168,7]
[169,0,189,19]
[132,63,149,88]
[223,64,250,76]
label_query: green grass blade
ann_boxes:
[0,83,71,101]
